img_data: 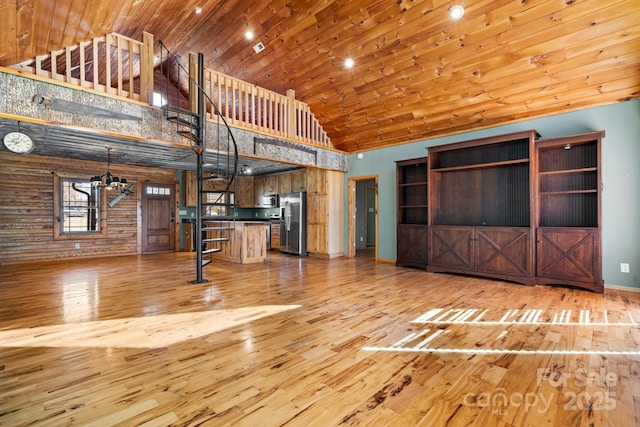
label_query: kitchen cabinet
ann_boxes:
[209,221,267,264]
[253,176,266,205]
[290,169,307,192]
[182,170,197,206]
[270,222,280,250]
[396,157,428,269]
[306,168,344,258]
[235,176,254,207]
[264,175,278,194]
[278,173,292,194]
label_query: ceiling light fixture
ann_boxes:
[90,147,128,191]
[195,6,202,14]
[344,57,355,69]
[245,30,254,40]
[449,5,465,20]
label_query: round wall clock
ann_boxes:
[3,131,35,154]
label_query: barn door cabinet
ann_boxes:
[427,130,538,286]
[535,131,603,292]
[396,157,428,269]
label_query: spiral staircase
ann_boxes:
[157,44,239,283]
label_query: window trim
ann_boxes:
[53,172,107,240]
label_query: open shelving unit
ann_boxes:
[535,131,603,292]
[427,130,539,286]
[396,157,428,268]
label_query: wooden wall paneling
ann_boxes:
[0,152,176,265]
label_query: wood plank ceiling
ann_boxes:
[1,0,639,153]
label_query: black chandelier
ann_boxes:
[90,147,128,190]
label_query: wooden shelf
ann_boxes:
[430,158,529,173]
[540,189,597,195]
[538,166,597,175]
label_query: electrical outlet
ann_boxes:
[621,263,630,273]
[74,243,80,249]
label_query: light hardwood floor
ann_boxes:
[0,252,638,426]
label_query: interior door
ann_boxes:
[365,186,376,246]
[142,182,176,253]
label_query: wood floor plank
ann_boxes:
[0,251,638,426]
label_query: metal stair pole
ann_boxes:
[194,52,208,284]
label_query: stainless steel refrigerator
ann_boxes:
[280,191,307,256]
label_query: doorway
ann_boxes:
[347,176,378,259]
[141,182,176,253]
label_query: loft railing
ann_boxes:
[9,31,333,149]
[10,33,153,102]
[203,69,332,147]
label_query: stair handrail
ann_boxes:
[157,40,239,195]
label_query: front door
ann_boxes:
[142,182,176,253]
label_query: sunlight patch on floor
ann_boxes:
[0,305,300,349]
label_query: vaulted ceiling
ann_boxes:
[1,0,639,153]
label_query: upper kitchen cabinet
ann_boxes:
[182,171,197,207]
[235,176,254,208]
[290,169,307,192]
[535,131,604,292]
[278,173,292,194]
[264,175,278,194]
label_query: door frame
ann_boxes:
[347,175,378,259]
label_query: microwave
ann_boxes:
[260,194,279,207]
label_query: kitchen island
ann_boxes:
[208,221,268,264]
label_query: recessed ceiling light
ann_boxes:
[344,57,355,69]
[245,30,254,40]
[195,6,202,14]
[449,5,464,20]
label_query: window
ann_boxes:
[61,179,101,233]
[152,91,167,107]
[204,192,234,217]
[54,174,105,240]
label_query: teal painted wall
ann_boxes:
[344,100,640,289]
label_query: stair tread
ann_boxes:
[202,227,235,232]
[202,259,212,267]
[167,115,198,127]
[164,105,199,117]
[202,248,222,254]
[202,177,232,182]
[203,238,230,243]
